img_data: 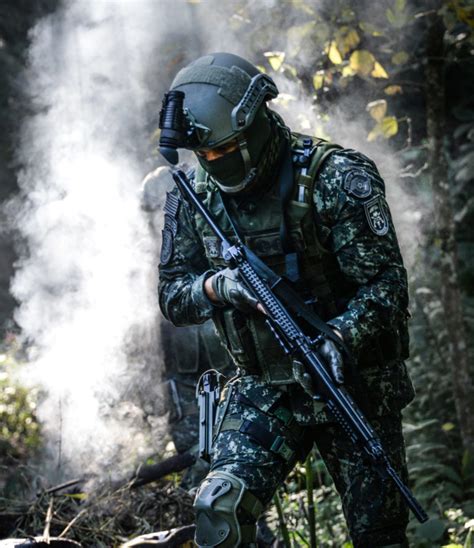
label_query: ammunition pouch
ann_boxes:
[218,390,307,463]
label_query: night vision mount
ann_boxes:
[158,90,210,165]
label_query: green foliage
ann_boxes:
[0,337,40,462]
[266,451,352,547]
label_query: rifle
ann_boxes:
[168,166,428,524]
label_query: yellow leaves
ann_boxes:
[263,52,297,79]
[326,41,343,65]
[341,65,355,78]
[385,85,403,95]
[325,27,360,67]
[442,422,456,432]
[313,70,333,90]
[380,117,398,138]
[367,100,387,122]
[65,492,88,500]
[334,26,360,56]
[283,63,298,79]
[381,117,398,138]
[451,0,474,29]
[386,0,410,28]
[313,70,325,90]
[372,61,389,78]
[264,51,285,71]
[348,50,388,78]
[367,127,379,142]
[367,115,398,142]
[367,99,398,142]
[349,50,375,76]
[392,51,410,65]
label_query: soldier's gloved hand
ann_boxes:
[319,338,344,385]
[210,268,259,313]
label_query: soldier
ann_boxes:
[158,53,415,547]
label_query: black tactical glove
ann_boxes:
[319,338,344,384]
[211,267,259,313]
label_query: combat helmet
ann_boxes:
[163,52,279,193]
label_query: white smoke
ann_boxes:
[8,0,422,483]
[10,1,173,481]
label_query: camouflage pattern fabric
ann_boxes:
[158,140,414,544]
[211,376,409,547]
[158,145,415,421]
[314,149,409,356]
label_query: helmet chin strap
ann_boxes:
[237,134,253,174]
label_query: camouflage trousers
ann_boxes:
[209,375,409,548]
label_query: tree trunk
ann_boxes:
[425,9,474,471]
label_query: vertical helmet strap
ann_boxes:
[237,134,253,176]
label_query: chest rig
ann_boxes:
[192,134,344,385]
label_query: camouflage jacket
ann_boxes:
[158,143,415,421]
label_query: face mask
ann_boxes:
[197,148,249,191]
[196,107,273,193]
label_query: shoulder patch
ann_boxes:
[343,169,372,199]
[160,191,181,265]
[364,195,389,236]
[160,228,174,265]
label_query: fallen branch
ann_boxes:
[131,452,196,488]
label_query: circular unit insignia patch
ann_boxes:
[343,170,373,199]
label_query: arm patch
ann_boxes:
[364,196,389,236]
[160,191,181,265]
[343,169,372,198]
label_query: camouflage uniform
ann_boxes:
[159,141,414,547]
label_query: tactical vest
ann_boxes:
[192,134,356,385]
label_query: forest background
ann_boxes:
[0,0,473,546]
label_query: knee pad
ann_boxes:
[194,470,262,547]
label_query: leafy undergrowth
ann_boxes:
[269,448,474,548]
[1,479,194,546]
[0,336,40,460]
